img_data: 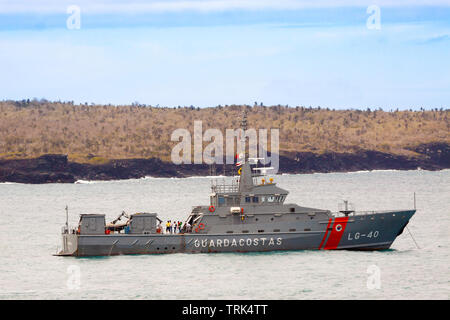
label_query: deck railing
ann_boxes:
[332,210,397,217]
[211,184,239,193]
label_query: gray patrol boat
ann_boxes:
[56,115,416,257]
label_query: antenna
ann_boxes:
[65,205,69,233]
[239,109,248,160]
[241,108,248,131]
[209,163,216,177]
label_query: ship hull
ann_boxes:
[57,210,415,257]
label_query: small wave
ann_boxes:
[143,176,194,180]
[346,170,371,174]
[74,179,107,184]
[346,169,424,174]
[76,178,153,183]
[141,176,165,180]
[188,175,227,179]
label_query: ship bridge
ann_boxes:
[209,160,288,208]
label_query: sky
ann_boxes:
[0,0,449,110]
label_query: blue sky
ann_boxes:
[0,0,449,109]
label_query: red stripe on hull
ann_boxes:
[323,217,349,250]
[318,219,332,250]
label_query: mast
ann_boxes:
[65,205,69,233]
[238,109,253,192]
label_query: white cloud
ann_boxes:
[0,0,449,14]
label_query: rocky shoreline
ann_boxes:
[0,142,448,184]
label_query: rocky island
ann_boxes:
[0,100,448,183]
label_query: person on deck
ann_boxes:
[166,220,171,234]
[156,221,162,234]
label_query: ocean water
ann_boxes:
[0,170,449,300]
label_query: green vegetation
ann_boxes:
[0,99,448,163]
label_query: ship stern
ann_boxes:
[55,232,78,256]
